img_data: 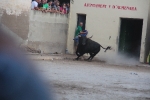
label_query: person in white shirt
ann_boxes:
[31,0,40,10]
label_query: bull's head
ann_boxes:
[78,35,87,46]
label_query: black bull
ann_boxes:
[76,35,111,61]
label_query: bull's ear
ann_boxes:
[109,46,112,50]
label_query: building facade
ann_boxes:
[0,0,150,63]
[67,0,150,62]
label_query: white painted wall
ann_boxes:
[28,11,68,54]
[0,0,31,44]
[0,0,30,16]
[145,2,150,62]
[67,0,150,62]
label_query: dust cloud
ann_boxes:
[98,53,140,66]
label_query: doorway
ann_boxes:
[77,14,86,30]
[118,18,143,59]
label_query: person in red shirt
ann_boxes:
[60,3,67,14]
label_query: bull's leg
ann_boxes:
[90,53,99,61]
[88,53,96,61]
[75,51,81,60]
[75,53,81,60]
[75,56,80,60]
[75,52,84,60]
[88,53,94,62]
[84,53,92,61]
[76,55,84,60]
[88,53,93,60]
[88,48,100,61]
[84,57,91,61]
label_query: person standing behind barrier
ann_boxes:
[47,0,56,13]
[74,22,86,51]
[53,0,58,5]
[38,0,43,9]
[31,0,41,10]
[42,0,49,12]
[43,0,49,9]
[66,3,70,14]
[54,1,60,13]
[60,3,67,14]
[47,0,53,11]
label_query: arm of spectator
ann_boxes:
[50,7,55,13]
[56,6,60,13]
[46,8,51,12]
[31,1,39,10]
[34,7,39,10]
[41,8,47,13]
[38,7,43,11]
[60,7,64,14]
[53,5,57,13]
[80,31,86,34]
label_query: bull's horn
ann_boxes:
[89,35,93,38]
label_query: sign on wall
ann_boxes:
[84,3,137,11]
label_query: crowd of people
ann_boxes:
[31,0,70,14]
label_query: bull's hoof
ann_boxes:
[88,59,92,62]
[78,58,82,60]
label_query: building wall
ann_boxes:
[0,0,30,43]
[28,11,68,54]
[145,2,150,62]
[67,0,150,62]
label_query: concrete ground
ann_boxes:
[31,55,150,100]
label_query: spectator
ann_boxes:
[54,1,60,13]
[47,0,53,3]
[43,0,49,9]
[38,0,43,9]
[66,3,70,14]
[31,0,41,10]
[48,0,53,9]
[60,3,67,14]
[47,0,54,12]
[51,6,57,13]
[53,0,58,6]
[42,0,49,12]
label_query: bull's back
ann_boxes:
[84,39,100,53]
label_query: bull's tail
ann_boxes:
[100,45,111,52]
